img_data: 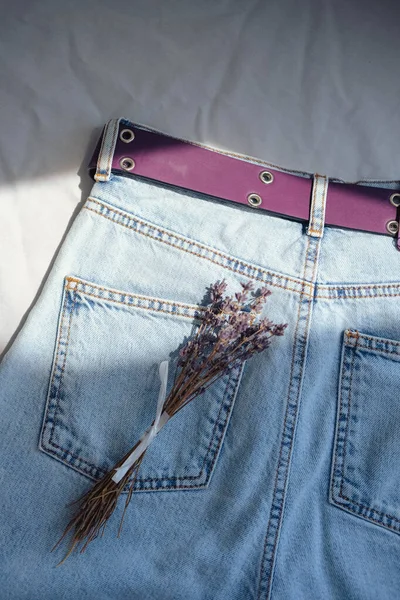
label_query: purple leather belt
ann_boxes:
[88,119,400,249]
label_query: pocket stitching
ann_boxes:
[45,286,78,462]
[85,198,400,299]
[84,197,308,296]
[345,328,400,353]
[330,332,400,534]
[43,277,203,474]
[46,365,240,489]
[65,276,204,317]
[40,276,242,491]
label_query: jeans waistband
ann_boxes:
[87,118,400,249]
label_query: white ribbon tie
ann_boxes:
[112,360,171,484]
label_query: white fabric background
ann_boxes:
[1,0,400,356]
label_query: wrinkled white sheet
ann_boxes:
[1,0,400,354]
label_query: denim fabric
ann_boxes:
[1,119,400,599]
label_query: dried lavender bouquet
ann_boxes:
[51,278,287,565]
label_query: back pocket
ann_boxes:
[329,328,400,535]
[39,275,244,492]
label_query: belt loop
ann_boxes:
[94,118,121,182]
[306,173,329,238]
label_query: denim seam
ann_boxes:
[44,371,228,484]
[44,284,198,471]
[46,288,77,450]
[43,284,74,437]
[46,288,77,461]
[40,284,241,491]
[257,233,319,600]
[330,339,400,534]
[70,290,200,318]
[65,277,205,317]
[83,199,312,298]
[338,335,358,508]
[45,350,238,488]
[318,285,400,299]
[345,332,400,352]
[346,345,400,357]
[85,198,400,299]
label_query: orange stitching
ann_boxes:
[84,200,400,300]
[329,329,347,511]
[347,343,400,355]
[48,289,77,447]
[85,198,301,286]
[347,331,400,346]
[51,366,233,484]
[318,286,400,297]
[333,337,400,531]
[45,324,242,489]
[65,276,206,314]
[71,287,204,319]
[339,332,357,504]
[85,204,312,297]
[42,439,227,490]
[322,291,400,298]
[345,330,359,338]
[331,281,400,290]
[257,232,316,599]
[84,199,314,298]
[43,284,70,440]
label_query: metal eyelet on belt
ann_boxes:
[119,157,135,171]
[389,192,400,207]
[386,220,399,235]
[247,193,262,207]
[119,129,135,143]
[259,170,274,184]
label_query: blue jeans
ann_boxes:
[1,119,400,599]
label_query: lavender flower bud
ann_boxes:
[240,281,255,292]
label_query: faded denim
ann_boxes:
[1,118,400,599]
